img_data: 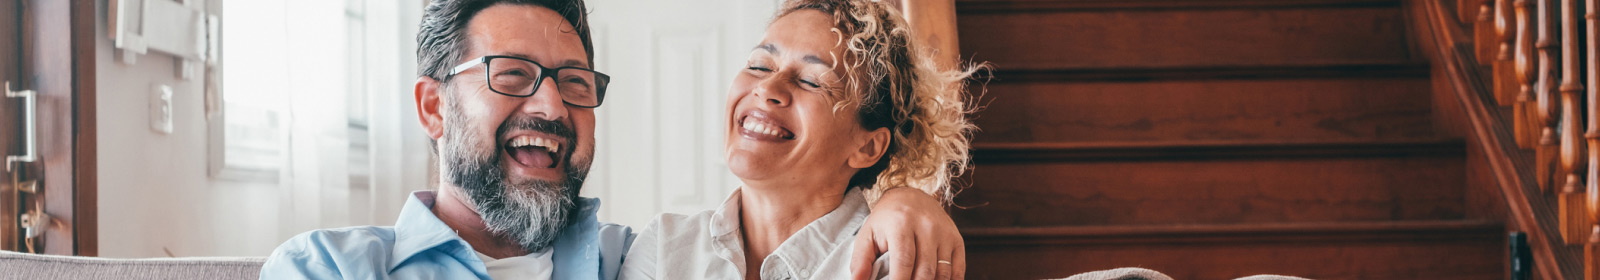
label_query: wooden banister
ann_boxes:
[1421,0,1592,278]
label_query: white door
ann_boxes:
[583,0,782,228]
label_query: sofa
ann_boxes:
[0,250,264,280]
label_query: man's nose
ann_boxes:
[518,76,568,120]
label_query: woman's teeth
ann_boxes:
[742,119,790,138]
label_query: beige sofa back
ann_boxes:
[0,250,264,280]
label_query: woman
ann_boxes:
[620,0,982,279]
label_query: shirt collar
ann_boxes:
[551,196,604,279]
[709,187,870,279]
[388,190,606,279]
[389,190,480,274]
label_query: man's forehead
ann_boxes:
[464,4,590,67]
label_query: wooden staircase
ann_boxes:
[951,0,1511,279]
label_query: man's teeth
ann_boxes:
[509,136,560,152]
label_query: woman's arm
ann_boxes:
[851,187,964,280]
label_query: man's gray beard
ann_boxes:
[439,99,589,254]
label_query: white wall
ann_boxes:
[95,0,426,258]
[94,0,783,257]
[583,0,782,228]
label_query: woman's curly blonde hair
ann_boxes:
[778,0,985,205]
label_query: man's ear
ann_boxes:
[848,127,892,169]
[415,77,446,141]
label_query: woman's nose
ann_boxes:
[753,76,791,107]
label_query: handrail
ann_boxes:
[1418,0,1580,279]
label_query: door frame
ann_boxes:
[3,0,97,256]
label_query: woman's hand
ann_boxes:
[851,187,965,280]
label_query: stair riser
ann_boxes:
[974,78,1435,143]
[964,238,1503,280]
[959,6,1414,69]
[955,156,1466,226]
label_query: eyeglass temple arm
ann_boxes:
[449,57,487,76]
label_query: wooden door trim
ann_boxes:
[1,0,20,253]
[69,0,94,257]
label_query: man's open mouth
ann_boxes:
[504,135,563,169]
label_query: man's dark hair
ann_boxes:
[417,0,593,81]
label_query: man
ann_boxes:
[260,0,965,279]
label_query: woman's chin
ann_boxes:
[726,152,783,183]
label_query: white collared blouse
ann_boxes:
[618,187,887,280]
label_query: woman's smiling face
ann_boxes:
[724,9,886,188]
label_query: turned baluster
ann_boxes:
[1515,0,1544,178]
[1501,0,1518,62]
[1535,0,1564,193]
[1480,0,1506,64]
[1537,0,1561,146]
[1517,0,1542,151]
[1497,0,1524,106]
[1585,0,1600,277]
[1557,0,1588,245]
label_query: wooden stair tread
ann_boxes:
[983,63,1430,83]
[973,138,1465,162]
[955,154,1466,226]
[956,0,1401,13]
[963,220,1502,244]
[961,220,1504,280]
[958,3,1413,70]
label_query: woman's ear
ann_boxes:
[415,77,446,141]
[848,127,892,169]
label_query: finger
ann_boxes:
[886,229,917,280]
[914,233,939,280]
[952,240,967,280]
[851,226,881,280]
[935,236,955,280]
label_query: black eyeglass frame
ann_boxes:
[446,55,610,108]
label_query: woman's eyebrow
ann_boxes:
[801,55,827,66]
[753,43,828,66]
[754,43,778,54]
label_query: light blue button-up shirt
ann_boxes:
[260,191,634,280]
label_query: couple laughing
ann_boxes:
[261,0,984,279]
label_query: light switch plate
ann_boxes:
[151,84,174,134]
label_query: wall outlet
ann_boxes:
[151,84,174,134]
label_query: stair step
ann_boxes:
[973,138,1465,163]
[972,76,1436,143]
[960,220,1504,280]
[984,63,1429,83]
[956,0,1401,14]
[957,1,1413,70]
[954,149,1466,226]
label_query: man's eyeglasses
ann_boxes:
[448,55,610,108]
